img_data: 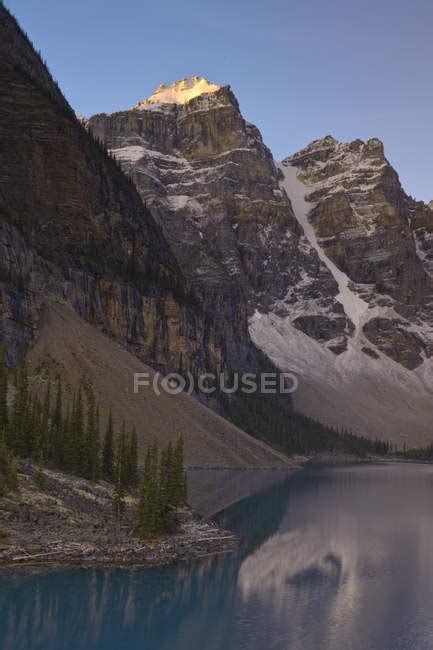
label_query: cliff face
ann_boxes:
[410,199,433,281]
[283,136,433,369]
[287,137,428,303]
[88,80,433,444]
[88,82,351,361]
[0,8,229,378]
[256,137,433,445]
[3,0,433,447]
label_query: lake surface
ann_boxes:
[2,463,433,650]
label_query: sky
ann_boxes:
[5,0,433,201]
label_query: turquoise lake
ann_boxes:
[2,463,433,650]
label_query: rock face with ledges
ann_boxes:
[88,80,351,355]
[410,200,433,279]
[284,136,433,369]
[4,4,432,448]
[288,136,428,305]
[88,80,433,442]
[0,7,296,468]
[0,8,230,378]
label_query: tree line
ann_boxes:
[219,380,391,457]
[1,361,139,487]
[0,356,188,537]
[135,437,187,536]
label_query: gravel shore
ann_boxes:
[0,462,237,568]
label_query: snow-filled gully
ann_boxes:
[278,162,369,334]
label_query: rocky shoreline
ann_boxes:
[0,520,237,569]
[0,462,237,569]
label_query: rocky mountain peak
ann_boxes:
[87,75,433,445]
[429,200,433,210]
[287,134,385,167]
[284,135,388,201]
[133,76,221,109]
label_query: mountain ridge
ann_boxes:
[133,76,221,108]
[88,83,433,445]
[0,6,290,467]
[2,6,362,466]
[1,0,432,451]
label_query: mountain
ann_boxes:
[88,78,345,368]
[0,6,186,370]
[0,7,292,467]
[27,301,289,468]
[270,139,433,445]
[88,78,433,446]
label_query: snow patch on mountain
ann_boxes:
[247,157,433,443]
[278,162,369,331]
[111,145,148,163]
[133,77,220,109]
[249,310,433,445]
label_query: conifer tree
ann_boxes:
[0,439,18,495]
[0,348,8,435]
[159,441,178,528]
[64,388,83,474]
[64,390,75,472]
[50,377,63,467]
[127,426,138,488]
[113,444,125,533]
[116,421,128,489]
[173,436,187,506]
[60,392,71,472]
[40,379,51,459]
[166,441,176,506]
[113,477,125,533]
[29,393,42,459]
[71,386,85,475]
[102,411,115,481]
[84,384,99,480]
[8,362,30,456]
[158,444,169,519]
[136,442,160,536]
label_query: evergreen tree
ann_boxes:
[40,379,51,459]
[70,386,85,475]
[59,403,70,471]
[50,377,63,467]
[165,442,176,506]
[8,362,31,456]
[136,442,160,536]
[136,438,187,537]
[127,426,138,488]
[0,348,8,435]
[116,421,128,490]
[112,444,125,533]
[102,411,115,481]
[158,444,169,519]
[159,441,179,529]
[84,384,99,480]
[0,439,18,495]
[173,436,187,506]
[29,393,42,459]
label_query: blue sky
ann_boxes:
[5,0,433,201]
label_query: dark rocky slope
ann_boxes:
[0,7,235,383]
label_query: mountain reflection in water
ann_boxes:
[2,463,433,650]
